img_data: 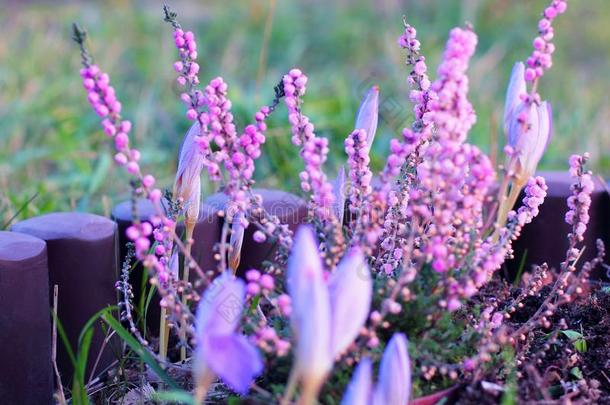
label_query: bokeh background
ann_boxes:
[1,0,609,226]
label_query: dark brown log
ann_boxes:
[204,189,308,275]
[0,231,53,404]
[506,171,610,281]
[111,199,221,334]
[11,213,119,382]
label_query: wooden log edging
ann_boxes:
[507,171,610,281]
[11,212,120,383]
[0,231,53,405]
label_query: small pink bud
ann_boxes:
[142,175,155,188]
[186,108,198,120]
[126,161,139,174]
[260,274,275,290]
[114,153,128,165]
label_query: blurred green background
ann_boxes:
[1,0,609,225]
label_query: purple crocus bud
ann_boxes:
[174,122,205,223]
[332,166,346,224]
[328,248,372,356]
[287,227,333,390]
[354,86,379,152]
[503,62,526,134]
[508,101,552,184]
[194,272,263,396]
[340,358,373,405]
[229,211,245,272]
[373,333,411,405]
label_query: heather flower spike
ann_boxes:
[341,333,411,405]
[503,62,526,134]
[355,85,380,152]
[194,272,263,401]
[286,226,372,404]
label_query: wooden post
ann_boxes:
[11,212,119,382]
[0,231,53,404]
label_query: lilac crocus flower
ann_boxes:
[174,122,204,223]
[287,226,372,402]
[194,272,263,399]
[503,62,526,135]
[228,211,245,272]
[507,101,552,184]
[355,86,379,152]
[341,333,411,405]
[332,166,347,224]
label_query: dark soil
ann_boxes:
[458,285,610,404]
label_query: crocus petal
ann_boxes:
[287,226,332,381]
[294,267,333,382]
[333,166,347,224]
[374,333,411,405]
[175,122,205,221]
[203,333,263,394]
[328,248,372,356]
[340,357,373,405]
[196,272,245,338]
[503,62,526,135]
[525,101,551,177]
[228,212,245,271]
[355,86,379,152]
[287,226,324,322]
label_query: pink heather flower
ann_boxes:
[194,272,263,394]
[260,274,275,290]
[503,62,527,134]
[283,69,336,219]
[341,333,411,405]
[252,230,267,243]
[354,86,379,152]
[287,226,372,398]
[525,0,567,82]
[345,129,373,214]
[245,269,261,281]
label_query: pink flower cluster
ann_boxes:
[172,29,200,91]
[345,129,373,214]
[283,69,335,219]
[565,154,594,262]
[80,64,174,266]
[380,22,435,186]
[524,0,567,82]
[417,27,496,273]
[443,176,548,310]
[245,269,275,296]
